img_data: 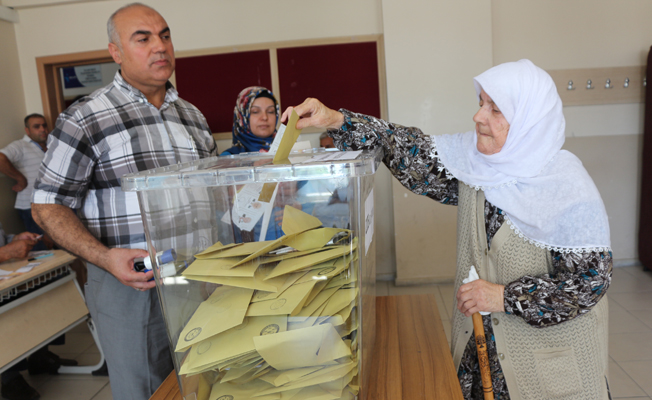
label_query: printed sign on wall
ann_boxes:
[62,65,103,89]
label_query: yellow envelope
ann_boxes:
[288,385,338,400]
[215,353,262,373]
[288,304,328,331]
[228,363,271,385]
[265,247,351,281]
[281,206,323,236]
[209,379,279,400]
[185,264,289,292]
[176,286,254,352]
[280,389,303,399]
[254,361,357,396]
[335,301,356,322]
[247,280,317,317]
[183,258,260,278]
[251,270,308,303]
[318,367,357,398]
[199,240,278,260]
[299,255,351,283]
[187,315,287,372]
[273,109,302,164]
[195,242,243,259]
[321,288,358,317]
[259,248,328,265]
[325,271,357,290]
[294,286,340,321]
[320,314,345,328]
[221,359,265,383]
[253,324,351,371]
[282,228,350,252]
[258,366,325,387]
[303,278,331,306]
[234,234,304,267]
[182,350,260,377]
[194,241,242,259]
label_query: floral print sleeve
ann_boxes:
[483,201,612,327]
[328,109,459,205]
[503,249,613,327]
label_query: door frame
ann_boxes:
[36,49,113,127]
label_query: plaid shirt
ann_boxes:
[33,71,218,249]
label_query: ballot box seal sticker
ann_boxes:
[270,298,287,310]
[184,328,202,342]
[260,324,280,335]
[196,341,211,355]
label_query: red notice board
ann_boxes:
[277,42,381,118]
[175,50,272,133]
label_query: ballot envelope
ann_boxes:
[121,147,380,400]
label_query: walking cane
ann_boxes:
[472,312,494,400]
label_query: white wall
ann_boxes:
[381,0,493,283]
[13,0,383,114]
[0,19,27,234]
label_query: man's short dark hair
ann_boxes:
[24,113,46,127]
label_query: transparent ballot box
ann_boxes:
[121,148,380,400]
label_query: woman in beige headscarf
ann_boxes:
[282,59,612,399]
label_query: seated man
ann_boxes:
[0,224,76,400]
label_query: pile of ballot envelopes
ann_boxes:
[176,206,360,400]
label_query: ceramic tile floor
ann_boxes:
[4,265,652,400]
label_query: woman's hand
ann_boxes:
[456,279,505,317]
[281,98,345,130]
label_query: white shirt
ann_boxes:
[0,135,46,210]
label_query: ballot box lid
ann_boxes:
[121,148,382,191]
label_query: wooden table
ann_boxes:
[150,294,463,400]
[0,250,104,374]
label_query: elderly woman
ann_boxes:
[221,86,279,155]
[282,60,612,399]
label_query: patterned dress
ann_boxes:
[328,109,613,400]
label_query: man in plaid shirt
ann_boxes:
[32,3,217,398]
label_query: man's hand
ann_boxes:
[12,176,27,193]
[0,153,28,192]
[0,239,36,262]
[32,204,155,291]
[456,279,505,317]
[102,248,156,291]
[281,98,345,131]
[13,232,41,242]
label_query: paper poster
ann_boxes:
[62,65,102,89]
[232,183,270,231]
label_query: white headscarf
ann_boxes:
[434,59,611,252]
